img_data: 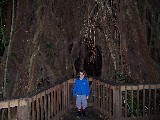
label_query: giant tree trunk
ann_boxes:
[0,0,160,97]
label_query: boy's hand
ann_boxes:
[86,96,88,99]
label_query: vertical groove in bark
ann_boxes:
[3,0,15,98]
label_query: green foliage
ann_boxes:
[0,0,8,57]
[0,40,5,56]
[46,43,53,49]
[122,91,143,117]
[115,72,131,83]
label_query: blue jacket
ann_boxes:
[73,77,90,97]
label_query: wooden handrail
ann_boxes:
[1,77,160,120]
[92,79,160,120]
[0,79,76,120]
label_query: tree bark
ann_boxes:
[6,0,12,41]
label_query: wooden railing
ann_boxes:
[0,79,76,120]
[1,77,160,120]
[92,79,160,120]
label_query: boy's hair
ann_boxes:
[79,70,86,75]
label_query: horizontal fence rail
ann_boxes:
[92,79,160,120]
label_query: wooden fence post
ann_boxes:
[113,86,121,119]
[20,98,30,120]
[21,105,30,120]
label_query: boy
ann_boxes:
[73,70,90,118]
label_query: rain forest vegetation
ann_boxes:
[0,0,8,57]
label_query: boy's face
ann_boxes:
[79,72,84,77]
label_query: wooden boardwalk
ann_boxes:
[1,78,160,120]
[62,107,104,120]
